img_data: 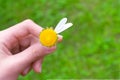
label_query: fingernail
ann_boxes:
[39,66,42,73]
[37,63,42,73]
[58,35,63,38]
[58,35,63,42]
[24,67,30,75]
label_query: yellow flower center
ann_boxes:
[39,28,57,47]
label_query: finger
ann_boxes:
[21,66,32,76]
[10,43,47,72]
[43,46,56,54]
[57,35,63,42]
[32,57,44,73]
[19,35,32,51]
[6,19,42,38]
[20,34,39,52]
[11,35,34,54]
[31,46,57,73]
[1,19,43,50]
[10,42,20,54]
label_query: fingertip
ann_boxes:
[33,63,41,73]
[21,66,31,76]
[58,35,63,42]
[32,58,43,73]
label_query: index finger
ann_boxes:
[1,19,42,50]
[6,19,43,39]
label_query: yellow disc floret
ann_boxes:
[39,28,57,47]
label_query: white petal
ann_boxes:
[55,18,67,33]
[56,23,73,34]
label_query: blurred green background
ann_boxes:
[0,0,120,79]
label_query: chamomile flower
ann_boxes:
[39,18,73,47]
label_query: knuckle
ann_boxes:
[23,19,34,25]
[25,19,33,22]
[21,19,36,29]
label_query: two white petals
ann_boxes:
[54,18,73,34]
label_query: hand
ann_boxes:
[0,19,62,80]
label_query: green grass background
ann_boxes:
[0,0,120,79]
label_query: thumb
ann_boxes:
[11,43,46,72]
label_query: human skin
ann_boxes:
[0,19,62,80]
